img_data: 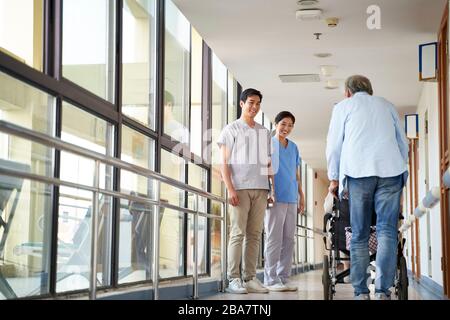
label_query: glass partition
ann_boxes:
[62,0,116,102]
[122,0,156,130]
[57,102,114,292]
[0,72,54,299]
[0,0,44,71]
[164,0,190,144]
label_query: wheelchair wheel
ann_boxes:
[322,255,333,300]
[397,256,408,300]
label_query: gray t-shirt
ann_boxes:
[217,119,271,190]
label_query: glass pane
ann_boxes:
[190,27,202,157]
[0,71,55,136]
[211,218,222,278]
[227,73,237,124]
[122,0,156,130]
[187,163,207,211]
[0,179,52,299]
[119,125,155,284]
[118,196,157,284]
[0,0,43,71]
[0,73,54,299]
[57,102,114,292]
[160,149,185,207]
[255,111,263,125]
[159,210,184,278]
[264,114,271,131]
[62,0,116,103]
[160,149,185,278]
[211,53,227,197]
[164,0,190,144]
[187,164,207,275]
[187,216,207,275]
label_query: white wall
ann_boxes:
[415,82,443,286]
[312,171,328,266]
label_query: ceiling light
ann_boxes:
[320,65,337,77]
[297,0,319,6]
[295,8,323,20]
[325,79,341,89]
[279,74,321,83]
[314,53,332,58]
[326,17,339,27]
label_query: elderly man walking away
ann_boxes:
[326,75,409,300]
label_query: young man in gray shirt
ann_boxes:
[217,88,274,294]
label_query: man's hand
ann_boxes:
[267,191,275,207]
[298,198,305,214]
[229,189,240,207]
[328,180,339,199]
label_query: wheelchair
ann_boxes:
[322,197,408,300]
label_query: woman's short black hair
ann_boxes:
[274,111,295,124]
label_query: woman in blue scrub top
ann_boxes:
[264,111,305,292]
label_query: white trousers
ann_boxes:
[263,202,297,286]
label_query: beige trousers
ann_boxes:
[227,189,268,281]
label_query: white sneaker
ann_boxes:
[374,292,391,300]
[266,281,289,292]
[281,280,298,292]
[226,278,248,294]
[354,293,370,300]
[243,278,269,293]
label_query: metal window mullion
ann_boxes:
[89,160,101,300]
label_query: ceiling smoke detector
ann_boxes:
[295,8,323,20]
[314,53,332,58]
[297,0,319,6]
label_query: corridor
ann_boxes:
[1,0,450,302]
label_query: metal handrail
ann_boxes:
[0,120,225,203]
[0,120,227,300]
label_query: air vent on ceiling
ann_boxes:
[279,74,321,83]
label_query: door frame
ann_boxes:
[438,1,450,297]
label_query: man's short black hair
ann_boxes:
[275,111,295,124]
[240,88,263,103]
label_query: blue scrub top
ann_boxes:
[271,137,301,203]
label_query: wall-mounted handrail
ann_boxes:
[0,120,227,300]
[399,186,440,233]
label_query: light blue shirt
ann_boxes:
[326,92,409,196]
[271,137,301,203]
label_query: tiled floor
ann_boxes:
[203,270,441,300]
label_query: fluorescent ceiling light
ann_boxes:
[279,74,321,83]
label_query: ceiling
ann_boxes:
[173,0,447,171]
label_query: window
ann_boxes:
[255,111,263,125]
[211,53,227,197]
[0,72,55,299]
[62,0,116,102]
[190,27,203,157]
[227,73,237,124]
[164,0,190,144]
[57,102,114,292]
[187,163,207,275]
[0,0,43,71]
[122,0,156,130]
[119,125,155,284]
[264,114,271,131]
[159,149,185,278]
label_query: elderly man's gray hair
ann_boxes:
[345,75,373,95]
